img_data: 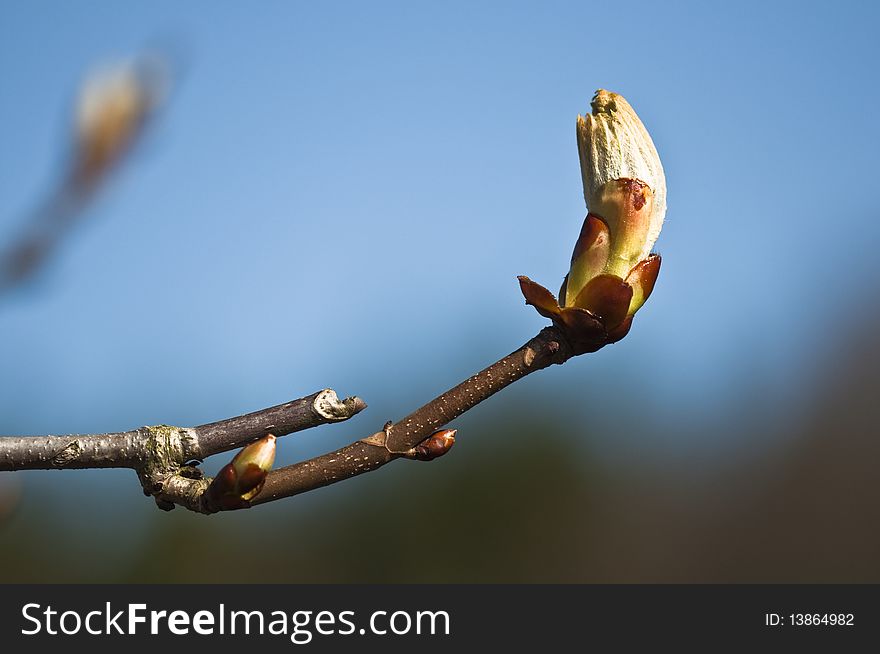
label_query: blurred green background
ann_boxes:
[2,0,879,582]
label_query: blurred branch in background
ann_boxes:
[0,52,168,294]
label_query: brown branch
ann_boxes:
[0,327,576,514]
[254,326,573,505]
[0,389,366,512]
[0,389,364,472]
[0,429,153,471]
[193,389,367,458]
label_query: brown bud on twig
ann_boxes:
[204,434,276,510]
[406,429,456,461]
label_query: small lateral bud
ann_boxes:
[204,434,276,510]
[408,429,456,461]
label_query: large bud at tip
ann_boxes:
[576,90,665,275]
[518,89,665,354]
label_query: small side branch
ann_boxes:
[0,389,366,513]
[194,389,368,458]
[0,388,365,473]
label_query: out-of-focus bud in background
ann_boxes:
[204,434,277,511]
[71,53,169,192]
[0,51,170,293]
[519,89,665,353]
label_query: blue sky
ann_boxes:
[1,0,879,479]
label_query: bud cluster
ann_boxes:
[519,90,665,353]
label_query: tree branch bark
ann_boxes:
[0,389,365,473]
[0,389,366,512]
[254,326,573,504]
[0,326,575,513]
[0,429,152,470]
[193,389,367,458]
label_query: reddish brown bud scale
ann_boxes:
[237,464,268,499]
[204,434,276,510]
[410,429,456,461]
[606,315,633,344]
[211,462,237,492]
[570,214,610,266]
[518,276,562,320]
[572,274,633,330]
[566,214,611,305]
[625,254,661,317]
[556,307,604,340]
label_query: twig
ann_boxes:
[194,390,367,458]
[254,326,573,504]
[0,328,576,513]
[0,389,365,512]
